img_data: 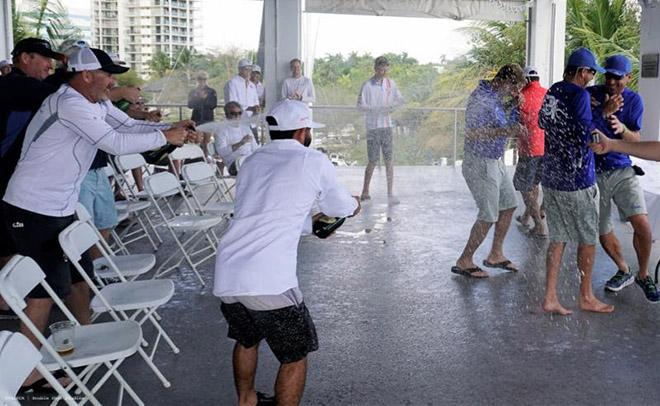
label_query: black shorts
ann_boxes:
[0,202,15,257]
[2,202,93,299]
[513,156,543,192]
[220,301,318,364]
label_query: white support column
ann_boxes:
[263,0,302,111]
[527,0,566,87]
[639,1,660,141]
[0,0,13,60]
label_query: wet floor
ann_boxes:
[6,166,660,405]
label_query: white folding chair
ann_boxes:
[59,221,179,388]
[144,172,225,286]
[0,256,143,406]
[0,331,76,406]
[75,203,156,282]
[168,144,205,180]
[181,162,234,217]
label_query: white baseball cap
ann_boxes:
[523,66,539,77]
[266,99,324,131]
[67,47,129,74]
[252,64,261,73]
[0,59,10,68]
[238,58,252,69]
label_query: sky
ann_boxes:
[62,0,472,64]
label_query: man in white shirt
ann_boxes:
[214,100,360,406]
[2,47,189,356]
[198,101,258,176]
[250,64,265,108]
[357,56,405,204]
[224,59,261,116]
[281,58,315,104]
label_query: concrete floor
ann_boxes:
[5,165,660,405]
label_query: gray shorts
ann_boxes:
[543,185,599,245]
[513,156,543,192]
[366,128,393,163]
[597,166,647,235]
[462,154,517,223]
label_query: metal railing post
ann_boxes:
[178,106,183,121]
[453,109,458,166]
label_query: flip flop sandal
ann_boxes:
[257,392,276,405]
[451,266,489,278]
[482,260,519,272]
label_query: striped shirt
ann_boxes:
[3,84,167,217]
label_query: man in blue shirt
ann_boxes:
[588,55,658,302]
[452,64,526,278]
[539,48,614,315]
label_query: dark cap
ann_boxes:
[11,38,65,61]
[67,47,129,74]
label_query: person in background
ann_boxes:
[251,64,265,108]
[587,54,658,302]
[0,59,11,76]
[188,70,218,125]
[539,47,614,315]
[357,56,405,204]
[224,59,261,117]
[281,58,315,105]
[513,66,547,237]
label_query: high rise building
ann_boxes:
[91,0,199,76]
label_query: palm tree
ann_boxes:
[12,0,83,49]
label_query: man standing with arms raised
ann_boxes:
[357,56,404,204]
[214,100,360,405]
[588,55,658,302]
[540,48,614,315]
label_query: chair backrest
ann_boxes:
[75,202,93,223]
[59,221,100,264]
[169,144,204,161]
[0,331,43,404]
[115,153,148,171]
[145,172,182,198]
[181,162,215,184]
[0,256,46,311]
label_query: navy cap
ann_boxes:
[567,47,605,73]
[11,38,65,61]
[604,55,632,77]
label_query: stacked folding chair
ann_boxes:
[0,256,144,405]
[181,161,234,217]
[144,171,225,286]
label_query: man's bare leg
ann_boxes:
[599,231,629,272]
[68,281,91,325]
[385,160,394,197]
[233,342,259,406]
[486,207,517,268]
[577,243,614,313]
[274,358,307,406]
[543,242,572,315]
[629,214,652,279]
[528,186,546,235]
[455,219,493,278]
[21,298,54,385]
[360,162,376,200]
[88,229,111,260]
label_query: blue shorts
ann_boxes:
[79,168,118,230]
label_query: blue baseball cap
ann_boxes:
[604,55,632,77]
[567,47,605,73]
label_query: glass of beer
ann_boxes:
[49,321,76,356]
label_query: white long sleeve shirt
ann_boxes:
[281,76,316,104]
[223,75,260,116]
[3,85,166,217]
[357,77,404,130]
[213,139,358,297]
[197,121,258,167]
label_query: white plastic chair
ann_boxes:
[168,144,206,179]
[0,256,143,406]
[144,171,224,286]
[75,203,156,282]
[181,162,234,216]
[59,221,179,388]
[0,331,76,406]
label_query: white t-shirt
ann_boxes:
[3,85,167,217]
[197,121,258,167]
[223,75,260,115]
[281,76,316,104]
[357,77,404,130]
[213,139,358,297]
[254,81,265,105]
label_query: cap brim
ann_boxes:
[605,69,627,77]
[309,121,324,129]
[101,64,130,74]
[594,65,606,74]
[37,49,66,61]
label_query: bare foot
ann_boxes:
[542,299,573,315]
[455,260,489,278]
[360,194,371,201]
[579,297,614,313]
[531,226,547,238]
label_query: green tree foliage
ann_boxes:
[148,51,173,79]
[12,0,82,49]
